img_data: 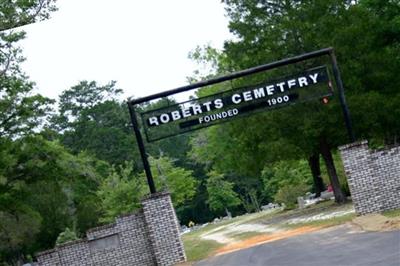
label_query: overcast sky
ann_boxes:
[19,0,232,102]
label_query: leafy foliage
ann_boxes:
[0,76,53,138]
[188,0,400,206]
[0,0,57,31]
[0,207,42,264]
[55,228,79,246]
[149,156,198,208]
[0,135,109,262]
[262,160,313,203]
[274,183,309,210]
[52,81,140,166]
[206,171,241,215]
[97,162,147,223]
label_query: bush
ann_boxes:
[262,160,313,205]
[274,183,309,209]
[56,228,79,246]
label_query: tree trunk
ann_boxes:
[238,197,251,213]
[224,207,232,218]
[319,137,347,204]
[249,190,261,212]
[308,152,325,197]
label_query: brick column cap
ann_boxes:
[338,140,368,151]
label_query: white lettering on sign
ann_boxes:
[182,108,191,118]
[198,109,239,124]
[146,69,325,127]
[214,99,224,109]
[148,116,159,126]
[203,101,213,112]
[232,94,242,104]
[309,73,319,83]
[287,79,297,89]
[160,114,170,123]
[192,104,202,115]
[171,110,181,121]
[276,82,286,92]
[266,85,275,95]
[298,77,308,87]
[243,91,253,102]
[254,88,265,99]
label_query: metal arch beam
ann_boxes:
[128,47,333,105]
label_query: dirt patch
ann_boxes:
[352,213,400,231]
[215,226,324,255]
[201,223,281,244]
[200,203,354,245]
[259,202,353,226]
[286,208,355,224]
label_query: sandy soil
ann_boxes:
[214,226,323,255]
[286,208,355,224]
[201,223,281,244]
[352,213,400,231]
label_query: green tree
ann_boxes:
[0,28,53,140]
[97,162,147,223]
[189,0,400,205]
[189,123,268,213]
[55,228,79,246]
[0,209,42,265]
[206,171,241,217]
[52,81,141,166]
[262,160,313,208]
[0,0,55,139]
[0,1,59,262]
[0,0,57,31]
[0,136,108,262]
[219,0,359,203]
[0,76,53,139]
[56,80,122,130]
[187,46,326,208]
[149,156,198,209]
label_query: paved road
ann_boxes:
[195,225,400,266]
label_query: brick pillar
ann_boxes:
[339,140,395,215]
[142,192,186,266]
[339,140,375,214]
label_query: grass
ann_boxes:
[226,231,264,241]
[286,213,356,228]
[182,235,223,262]
[382,208,400,218]
[181,214,255,261]
[240,208,284,224]
[247,200,341,225]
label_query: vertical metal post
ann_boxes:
[329,50,356,142]
[127,102,157,194]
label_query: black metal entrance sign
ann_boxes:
[127,48,355,194]
[141,66,332,142]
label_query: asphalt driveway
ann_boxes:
[195,225,400,266]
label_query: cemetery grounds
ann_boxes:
[180,200,400,264]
